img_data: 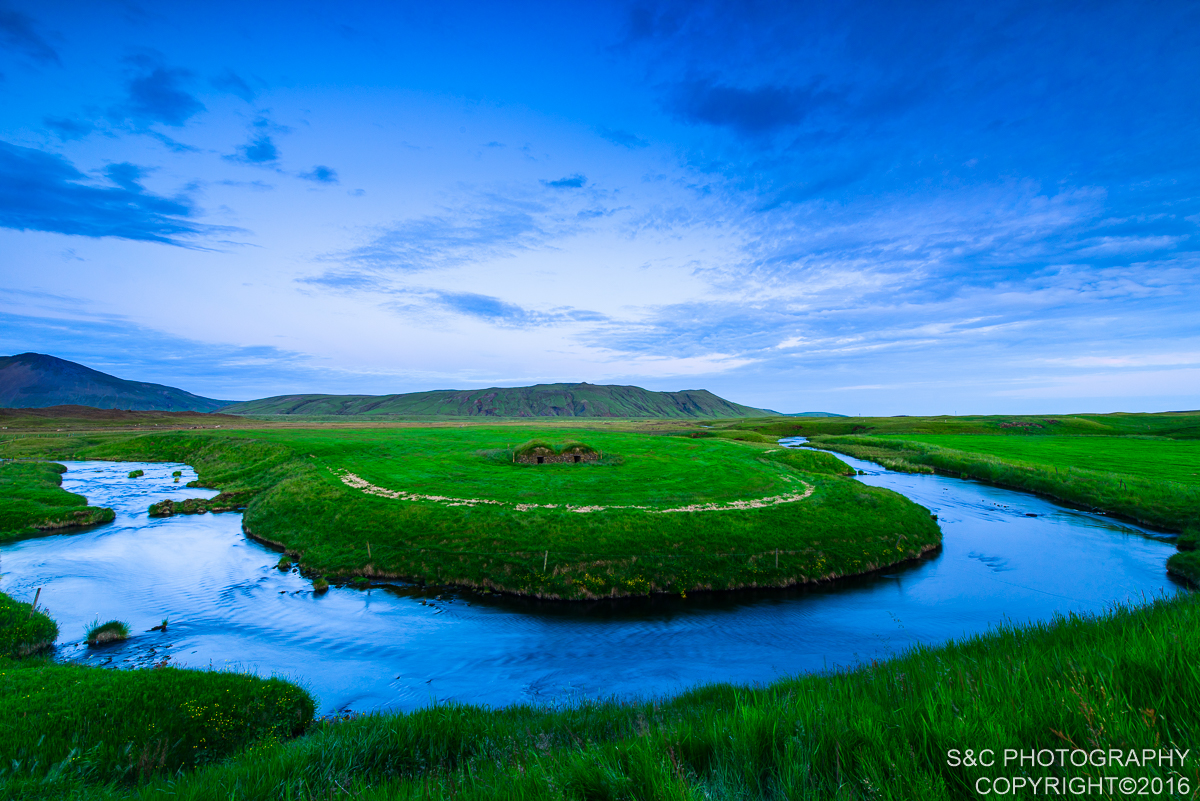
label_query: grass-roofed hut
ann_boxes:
[513,439,600,464]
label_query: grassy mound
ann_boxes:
[0,428,940,599]
[85,619,130,646]
[0,592,58,658]
[0,461,114,542]
[30,591,1200,800]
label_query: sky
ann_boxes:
[1,0,1198,414]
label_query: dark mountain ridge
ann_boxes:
[220,383,777,419]
[0,354,778,418]
[0,353,233,412]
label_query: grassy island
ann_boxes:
[0,423,940,599]
[0,460,114,542]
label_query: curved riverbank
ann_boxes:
[0,429,942,600]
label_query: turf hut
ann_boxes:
[513,439,600,464]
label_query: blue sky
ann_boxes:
[1,0,1198,413]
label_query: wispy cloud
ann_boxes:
[299,165,338,184]
[114,54,205,127]
[542,174,586,189]
[210,68,256,102]
[0,140,221,245]
[307,186,603,287]
[667,78,839,135]
[0,3,59,65]
[596,126,649,148]
[229,134,279,164]
[429,290,606,327]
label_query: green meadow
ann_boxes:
[0,424,941,599]
[1,410,1196,799]
[873,433,1200,486]
[0,460,114,542]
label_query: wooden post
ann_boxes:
[29,587,40,618]
[367,542,371,559]
[543,551,548,571]
[775,549,778,568]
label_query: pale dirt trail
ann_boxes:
[334,469,814,514]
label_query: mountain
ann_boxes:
[1,354,776,419]
[221,383,776,419]
[782,412,848,418]
[0,353,234,412]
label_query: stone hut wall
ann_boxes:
[516,452,600,464]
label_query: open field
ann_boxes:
[2,589,1196,800]
[807,435,1200,534]
[0,408,1196,797]
[872,433,1200,487]
[0,424,940,599]
[732,410,1200,440]
[0,460,114,542]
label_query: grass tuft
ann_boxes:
[85,619,130,646]
[127,469,144,478]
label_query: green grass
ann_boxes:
[810,435,1200,532]
[15,589,1196,800]
[873,433,1200,487]
[1168,550,1200,585]
[0,427,940,599]
[0,591,315,796]
[0,591,58,658]
[0,461,114,542]
[85,619,130,646]
[0,660,315,792]
[731,410,1200,440]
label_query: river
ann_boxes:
[0,447,1182,715]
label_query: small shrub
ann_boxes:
[171,470,183,477]
[127,469,144,478]
[312,576,329,593]
[86,619,130,646]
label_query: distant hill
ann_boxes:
[222,383,775,419]
[0,353,234,412]
[1,354,776,419]
[782,412,847,418]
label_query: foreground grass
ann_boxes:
[0,591,315,796]
[10,589,1191,800]
[0,461,114,542]
[0,429,940,599]
[810,435,1200,533]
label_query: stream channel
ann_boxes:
[0,441,1184,715]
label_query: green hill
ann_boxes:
[221,383,775,419]
[0,353,233,413]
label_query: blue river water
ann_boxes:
[0,446,1182,715]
